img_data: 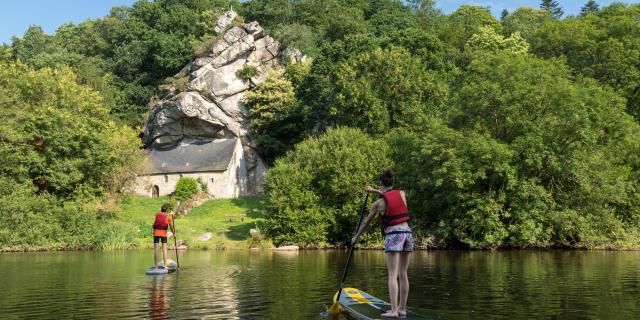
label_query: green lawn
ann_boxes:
[116,195,270,249]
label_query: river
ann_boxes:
[1,250,639,319]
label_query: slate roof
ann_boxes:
[144,139,238,174]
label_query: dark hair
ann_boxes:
[378,168,394,187]
[161,203,169,212]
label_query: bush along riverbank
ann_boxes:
[263,126,640,250]
[0,62,142,252]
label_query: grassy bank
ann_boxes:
[116,195,271,249]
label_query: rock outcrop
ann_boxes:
[142,10,305,195]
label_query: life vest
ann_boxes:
[381,190,410,227]
[153,212,169,230]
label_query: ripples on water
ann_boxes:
[1,250,639,319]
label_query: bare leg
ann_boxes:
[162,241,168,267]
[153,242,159,267]
[382,252,400,318]
[398,252,411,317]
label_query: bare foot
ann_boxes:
[398,310,407,318]
[381,310,398,318]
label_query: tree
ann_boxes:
[580,0,600,16]
[438,5,502,50]
[466,26,530,55]
[174,177,199,201]
[540,0,563,19]
[243,70,308,163]
[502,7,552,40]
[450,52,640,247]
[242,0,294,30]
[263,127,392,246]
[529,5,640,119]
[388,123,518,248]
[500,9,509,21]
[364,0,420,36]
[332,46,448,135]
[0,61,141,197]
[382,51,640,249]
[273,23,319,56]
[11,26,52,63]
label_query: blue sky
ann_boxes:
[0,0,137,44]
[436,0,636,17]
[1,0,638,44]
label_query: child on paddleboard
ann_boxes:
[352,168,413,318]
[153,204,175,269]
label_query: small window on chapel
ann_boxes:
[164,175,168,183]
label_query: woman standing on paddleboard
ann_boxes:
[351,168,414,318]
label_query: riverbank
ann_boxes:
[116,195,272,250]
[3,193,638,252]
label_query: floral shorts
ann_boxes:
[383,225,414,252]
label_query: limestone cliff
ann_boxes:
[141,10,304,195]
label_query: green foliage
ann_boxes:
[174,177,199,201]
[364,0,421,36]
[380,28,455,75]
[0,61,141,197]
[445,52,640,247]
[244,70,308,163]
[389,123,519,248]
[0,177,137,251]
[0,62,141,250]
[540,0,564,19]
[529,4,640,119]
[236,65,260,81]
[242,0,294,30]
[580,0,600,16]
[273,24,319,57]
[263,127,392,246]
[438,5,502,51]
[466,26,530,54]
[501,7,551,40]
[196,177,209,193]
[333,46,448,134]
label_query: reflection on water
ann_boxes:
[1,250,639,319]
[150,276,170,318]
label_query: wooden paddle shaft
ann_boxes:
[336,193,369,302]
[173,217,179,268]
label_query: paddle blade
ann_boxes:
[327,290,342,314]
[327,301,341,314]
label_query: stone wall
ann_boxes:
[135,139,247,199]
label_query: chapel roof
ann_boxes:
[144,138,238,174]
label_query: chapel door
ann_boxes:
[152,185,160,198]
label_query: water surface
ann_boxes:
[1,250,639,319]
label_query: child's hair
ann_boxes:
[378,168,394,187]
[161,203,169,212]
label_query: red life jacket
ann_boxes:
[153,212,169,230]
[381,190,410,227]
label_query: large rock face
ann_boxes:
[142,11,304,195]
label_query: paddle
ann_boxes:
[328,193,369,315]
[172,214,180,269]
